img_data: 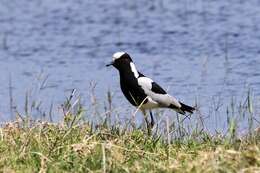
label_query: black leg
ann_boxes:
[149,110,155,128]
[142,110,152,136]
[144,116,151,135]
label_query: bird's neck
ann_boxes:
[118,62,139,79]
[129,62,139,78]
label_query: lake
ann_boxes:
[0,0,259,133]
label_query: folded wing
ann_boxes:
[137,77,181,109]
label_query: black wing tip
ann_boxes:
[180,102,195,114]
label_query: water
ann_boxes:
[0,0,259,132]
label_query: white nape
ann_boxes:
[130,62,139,78]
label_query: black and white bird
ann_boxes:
[106,52,195,129]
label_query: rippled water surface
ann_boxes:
[0,0,260,131]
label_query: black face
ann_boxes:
[113,53,132,68]
[107,53,133,71]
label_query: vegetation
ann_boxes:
[0,89,259,172]
[0,120,260,172]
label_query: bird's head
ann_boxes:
[106,52,133,70]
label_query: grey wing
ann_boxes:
[137,77,181,108]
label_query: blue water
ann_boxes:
[0,0,259,132]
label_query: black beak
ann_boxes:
[106,61,113,67]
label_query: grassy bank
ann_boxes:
[0,118,259,172]
[1,89,259,172]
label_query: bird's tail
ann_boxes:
[179,102,195,114]
[169,101,195,115]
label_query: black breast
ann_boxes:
[119,73,148,106]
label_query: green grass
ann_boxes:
[0,120,260,173]
[0,88,259,172]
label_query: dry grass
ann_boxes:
[0,119,259,173]
[0,87,259,172]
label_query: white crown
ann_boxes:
[112,52,125,61]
